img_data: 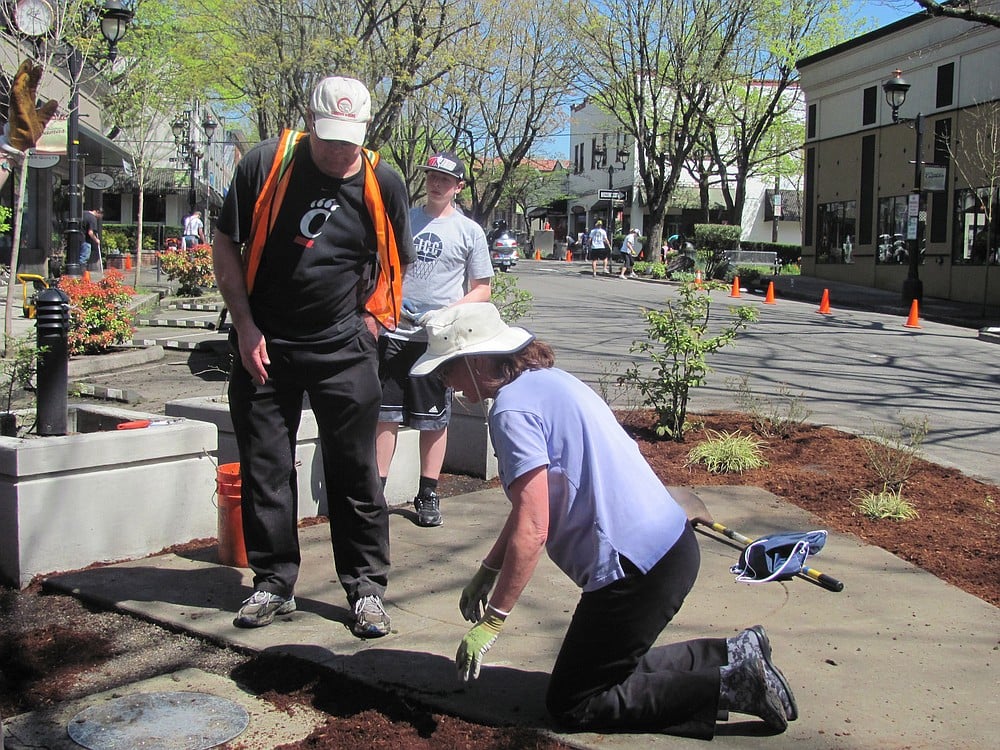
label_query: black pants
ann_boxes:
[546,526,725,739]
[228,329,389,603]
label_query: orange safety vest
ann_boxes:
[242,128,402,331]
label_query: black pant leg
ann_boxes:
[228,349,305,597]
[546,526,722,738]
[303,330,389,602]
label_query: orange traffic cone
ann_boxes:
[694,270,703,287]
[817,288,831,315]
[566,250,573,262]
[82,269,91,282]
[903,299,921,329]
[125,254,133,270]
[534,248,541,261]
[729,276,741,298]
[764,281,776,304]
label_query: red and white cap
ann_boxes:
[310,77,372,145]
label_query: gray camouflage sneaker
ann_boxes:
[233,590,296,628]
[413,492,443,527]
[352,594,391,638]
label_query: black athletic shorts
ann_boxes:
[377,336,452,429]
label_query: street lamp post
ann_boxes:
[172,111,217,217]
[201,115,217,238]
[592,141,630,238]
[883,69,925,305]
[65,0,134,274]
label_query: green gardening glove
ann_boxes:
[456,609,505,682]
[459,563,499,623]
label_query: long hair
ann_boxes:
[476,340,555,393]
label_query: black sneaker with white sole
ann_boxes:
[413,492,442,527]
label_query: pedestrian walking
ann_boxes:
[212,75,415,638]
[588,220,610,276]
[619,226,639,278]
[410,303,797,738]
[376,151,493,527]
[182,209,205,248]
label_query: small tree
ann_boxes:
[490,272,533,323]
[623,283,758,441]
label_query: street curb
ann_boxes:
[67,346,165,378]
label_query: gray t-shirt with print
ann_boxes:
[390,207,493,340]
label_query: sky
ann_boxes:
[535,1,920,158]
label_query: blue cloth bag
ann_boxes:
[730,530,828,583]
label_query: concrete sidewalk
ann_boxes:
[33,486,998,750]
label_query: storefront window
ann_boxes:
[952,187,998,265]
[877,196,910,264]
[816,201,856,263]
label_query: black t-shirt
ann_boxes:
[218,137,414,346]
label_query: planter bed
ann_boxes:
[0,404,218,588]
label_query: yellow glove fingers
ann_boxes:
[455,611,505,683]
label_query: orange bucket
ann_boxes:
[216,463,248,567]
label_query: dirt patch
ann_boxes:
[2,410,997,748]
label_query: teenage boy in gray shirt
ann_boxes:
[376,151,493,526]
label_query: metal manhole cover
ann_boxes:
[67,691,249,750]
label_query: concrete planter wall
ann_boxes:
[443,398,497,480]
[0,405,218,589]
[165,396,421,507]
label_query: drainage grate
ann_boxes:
[67,691,249,750]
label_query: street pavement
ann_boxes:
[3,262,999,749]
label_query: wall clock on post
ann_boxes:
[14,0,55,37]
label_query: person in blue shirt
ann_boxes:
[410,303,796,738]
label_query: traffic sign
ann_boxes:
[598,189,625,201]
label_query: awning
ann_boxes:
[527,206,549,219]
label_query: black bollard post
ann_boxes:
[35,287,71,436]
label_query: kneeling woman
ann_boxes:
[410,303,796,739]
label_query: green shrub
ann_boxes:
[621,283,758,440]
[729,374,811,438]
[861,415,929,491]
[686,430,768,473]
[158,245,215,296]
[58,269,136,355]
[491,271,532,323]
[694,224,740,280]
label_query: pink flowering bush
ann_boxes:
[58,269,136,355]
[158,244,215,296]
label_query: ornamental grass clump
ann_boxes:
[58,269,135,355]
[685,429,768,474]
[158,244,215,296]
[854,485,920,521]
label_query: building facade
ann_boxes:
[565,98,803,251]
[1,38,235,275]
[797,8,1000,305]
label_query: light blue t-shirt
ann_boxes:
[390,207,493,341]
[489,367,689,592]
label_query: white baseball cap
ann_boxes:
[309,77,372,145]
[410,303,534,376]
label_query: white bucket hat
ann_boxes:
[410,303,534,376]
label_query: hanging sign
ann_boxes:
[84,172,115,190]
[922,165,947,192]
[27,152,59,168]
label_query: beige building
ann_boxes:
[797,7,1000,305]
